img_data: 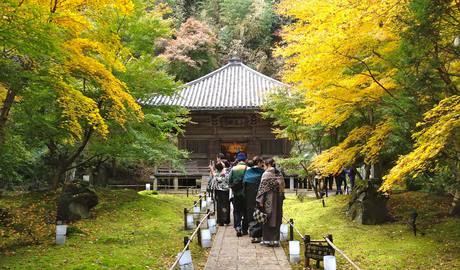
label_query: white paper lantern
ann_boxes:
[201,200,207,210]
[324,255,337,270]
[56,224,68,235]
[178,250,194,270]
[145,183,151,190]
[289,240,301,263]
[55,233,66,245]
[280,224,289,241]
[186,214,195,230]
[82,175,90,182]
[200,229,212,248]
[207,218,217,234]
[193,206,200,219]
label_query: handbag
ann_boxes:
[253,208,267,224]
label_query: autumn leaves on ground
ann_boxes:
[1,190,459,270]
[0,190,209,269]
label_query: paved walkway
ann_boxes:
[204,224,292,270]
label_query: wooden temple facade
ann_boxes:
[145,58,290,188]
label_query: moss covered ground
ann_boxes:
[282,191,460,270]
[0,189,208,270]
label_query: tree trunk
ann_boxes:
[0,89,16,146]
[450,189,460,216]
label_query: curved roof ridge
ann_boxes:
[238,62,290,88]
[185,63,233,86]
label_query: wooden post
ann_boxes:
[187,188,189,197]
[197,221,202,247]
[184,208,188,230]
[289,218,294,241]
[199,195,202,210]
[173,177,179,191]
[153,177,158,191]
[304,235,310,267]
[184,236,189,250]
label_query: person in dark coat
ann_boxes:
[256,158,285,247]
[228,152,248,236]
[243,156,265,243]
[209,162,230,225]
[335,169,347,195]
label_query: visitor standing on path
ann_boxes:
[228,152,248,236]
[335,169,347,195]
[209,162,231,225]
[243,156,265,243]
[256,158,285,247]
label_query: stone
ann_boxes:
[57,181,98,222]
[347,178,389,225]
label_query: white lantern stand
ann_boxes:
[193,204,201,219]
[200,229,212,248]
[324,255,337,270]
[178,249,194,270]
[207,218,217,234]
[55,224,68,245]
[280,224,289,241]
[201,199,207,210]
[186,213,195,230]
[82,175,90,182]
[289,240,301,263]
[145,183,151,191]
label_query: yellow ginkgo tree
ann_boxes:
[276,0,404,178]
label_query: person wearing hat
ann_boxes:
[228,152,248,236]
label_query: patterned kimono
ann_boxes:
[256,167,285,242]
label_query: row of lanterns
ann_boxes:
[180,194,216,269]
[279,223,337,270]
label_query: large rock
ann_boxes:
[57,181,98,222]
[347,179,389,225]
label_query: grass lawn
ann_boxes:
[282,192,460,270]
[0,189,209,270]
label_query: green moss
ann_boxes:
[282,192,460,270]
[0,189,208,270]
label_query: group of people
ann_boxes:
[314,167,357,195]
[208,152,285,247]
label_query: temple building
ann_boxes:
[145,58,290,189]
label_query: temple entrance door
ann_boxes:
[220,142,247,162]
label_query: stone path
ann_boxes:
[204,224,292,270]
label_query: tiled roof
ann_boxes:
[143,58,288,111]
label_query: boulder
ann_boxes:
[347,179,389,225]
[57,181,98,222]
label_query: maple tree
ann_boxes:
[0,0,186,188]
[275,0,460,214]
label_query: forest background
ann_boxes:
[1,0,460,216]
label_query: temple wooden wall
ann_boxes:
[179,110,289,167]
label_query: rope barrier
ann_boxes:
[324,237,362,270]
[282,217,304,240]
[168,210,212,270]
[282,216,363,270]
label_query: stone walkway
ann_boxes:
[204,224,292,270]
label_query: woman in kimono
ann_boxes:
[209,162,231,225]
[256,158,285,247]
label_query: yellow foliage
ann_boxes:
[362,120,393,165]
[276,0,404,128]
[310,126,372,174]
[382,96,460,191]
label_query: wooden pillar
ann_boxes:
[173,177,179,190]
[153,177,158,191]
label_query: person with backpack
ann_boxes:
[228,152,248,236]
[256,158,285,247]
[209,161,231,226]
[243,156,265,243]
